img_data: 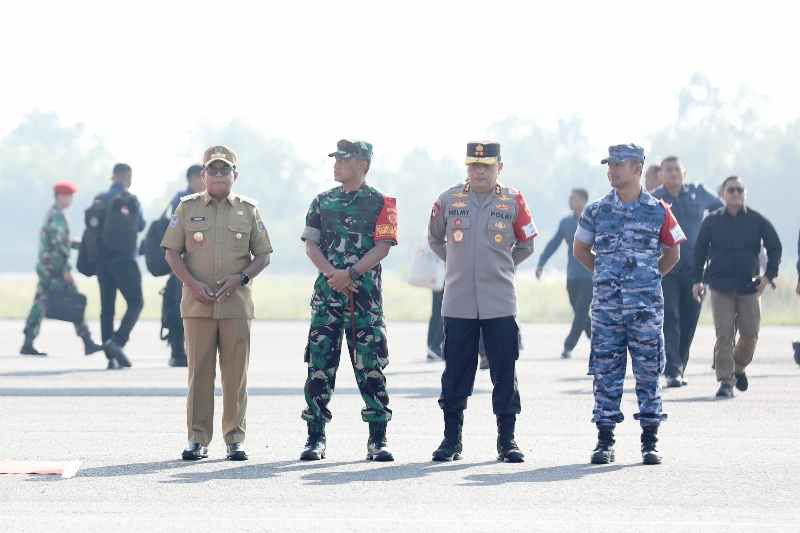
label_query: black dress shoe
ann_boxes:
[664,376,683,388]
[734,372,749,392]
[182,442,208,461]
[226,443,248,461]
[104,341,132,368]
[715,383,735,399]
[106,358,121,370]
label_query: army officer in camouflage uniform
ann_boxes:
[21,180,103,357]
[428,141,538,463]
[300,139,398,463]
[573,144,685,466]
[163,145,273,462]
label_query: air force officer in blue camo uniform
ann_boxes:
[573,144,686,466]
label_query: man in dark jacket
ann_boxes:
[693,176,782,398]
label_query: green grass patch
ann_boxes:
[1,273,797,325]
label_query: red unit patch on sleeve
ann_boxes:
[659,201,687,247]
[512,191,538,241]
[374,196,399,243]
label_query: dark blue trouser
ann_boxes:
[662,270,701,378]
[97,257,143,349]
[439,316,521,415]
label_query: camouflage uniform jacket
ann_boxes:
[575,188,686,307]
[301,184,398,308]
[37,205,73,280]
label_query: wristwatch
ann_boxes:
[348,266,362,281]
[239,272,251,286]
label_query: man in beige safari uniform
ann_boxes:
[162,145,272,461]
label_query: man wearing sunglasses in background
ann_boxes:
[162,145,273,461]
[693,176,782,399]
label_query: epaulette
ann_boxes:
[236,194,258,207]
[179,192,203,204]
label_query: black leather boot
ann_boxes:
[366,422,394,462]
[20,338,47,356]
[641,426,662,465]
[590,426,615,464]
[300,422,327,461]
[432,411,463,462]
[496,415,525,463]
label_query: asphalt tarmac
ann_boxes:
[1,320,798,532]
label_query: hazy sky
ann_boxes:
[3,0,799,202]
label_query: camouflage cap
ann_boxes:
[465,141,501,165]
[601,144,645,165]
[203,145,238,168]
[328,139,373,161]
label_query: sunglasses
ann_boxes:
[725,186,745,194]
[206,165,233,177]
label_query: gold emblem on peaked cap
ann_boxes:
[203,145,238,167]
[475,144,485,156]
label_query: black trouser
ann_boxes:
[439,316,521,415]
[426,290,444,357]
[163,274,185,358]
[97,257,143,349]
[662,269,701,378]
[564,278,592,352]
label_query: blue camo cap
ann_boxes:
[600,144,645,165]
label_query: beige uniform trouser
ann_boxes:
[709,289,760,386]
[183,318,251,445]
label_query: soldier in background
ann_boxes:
[536,188,592,359]
[574,144,685,466]
[429,141,537,463]
[645,164,662,192]
[299,140,398,463]
[21,181,103,357]
[794,228,800,366]
[163,164,205,367]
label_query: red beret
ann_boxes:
[53,180,78,195]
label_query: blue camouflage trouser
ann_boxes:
[589,286,667,429]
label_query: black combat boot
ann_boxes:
[590,426,615,464]
[79,330,103,356]
[20,337,47,357]
[496,415,525,463]
[366,422,394,462]
[300,422,326,461]
[432,411,463,462]
[641,426,662,465]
